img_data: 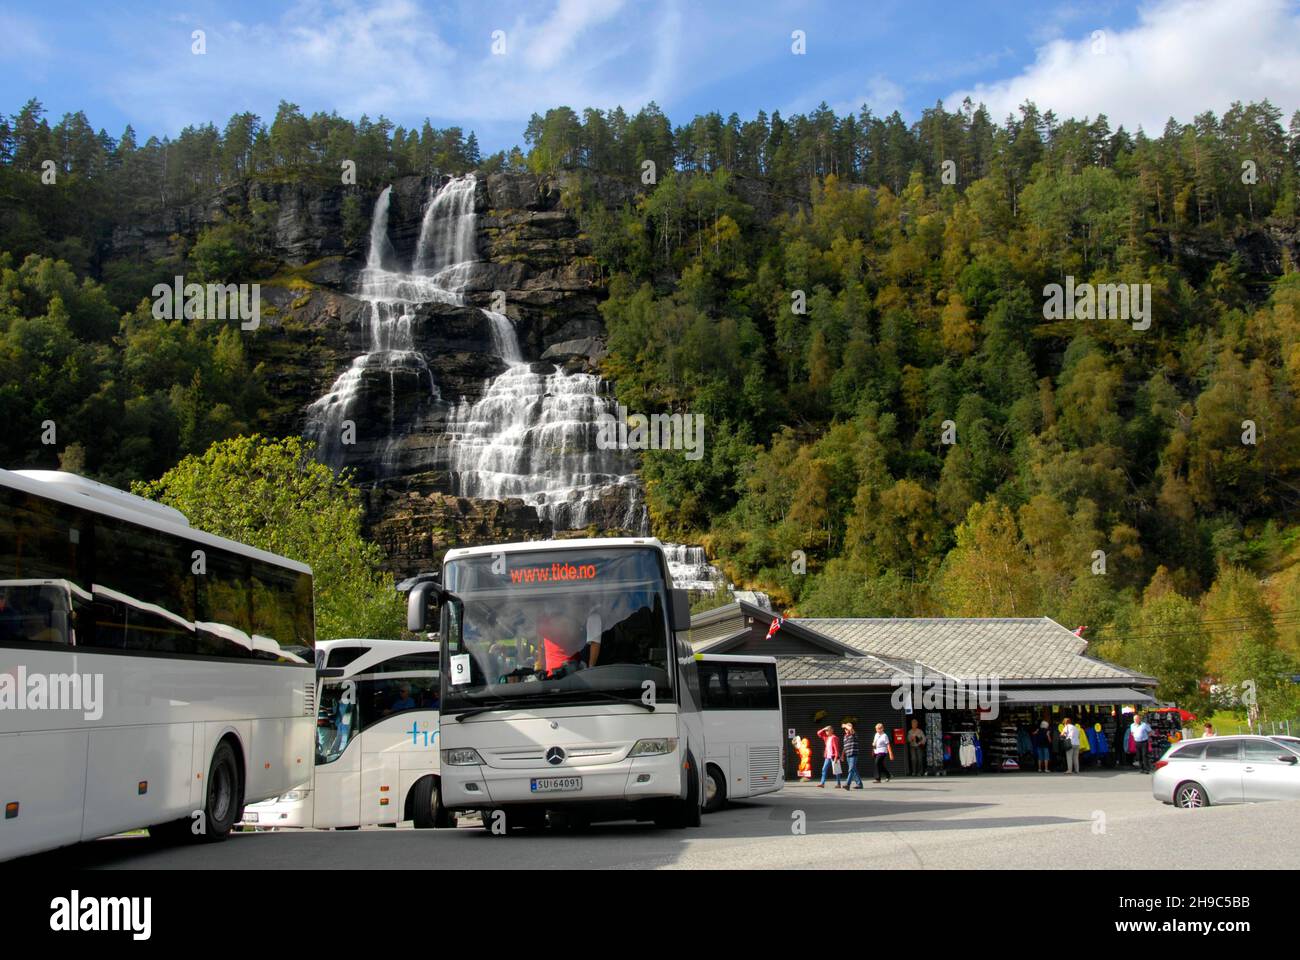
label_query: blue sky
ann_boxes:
[3,0,1298,152]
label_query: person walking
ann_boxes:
[1060,716,1080,773]
[906,718,926,776]
[871,722,894,783]
[841,722,864,789]
[1130,713,1153,773]
[1202,722,1216,738]
[1032,720,1052,772]
[817,725,844,788]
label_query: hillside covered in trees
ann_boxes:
[1,96,1298,717]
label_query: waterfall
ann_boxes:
[306,174,646,532]
[662,543,724,592]
[304,182,453,474]
[443,358,644,530]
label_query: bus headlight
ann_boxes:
[629,738,678,757]
[442,748,485,766]
[281,790,304,802]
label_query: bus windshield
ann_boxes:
[441,547,673,714]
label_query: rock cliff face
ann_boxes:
[200,171,636,575]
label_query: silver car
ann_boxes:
[1153,735,1300,808]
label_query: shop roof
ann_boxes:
[798,617,1155,684]
[777,655,941,686]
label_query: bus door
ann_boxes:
[313,676,362,828]
[356,653,441,825]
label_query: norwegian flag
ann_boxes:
[766,616,784,641]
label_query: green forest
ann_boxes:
[1,96,1298,718]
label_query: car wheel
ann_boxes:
[1174,781,1209,809]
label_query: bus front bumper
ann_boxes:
[441,751,684,809]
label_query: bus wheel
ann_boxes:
[704,764,726,814]
[412,776,455,829]
[150,740,241,844]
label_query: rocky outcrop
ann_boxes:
[363,488,547,580]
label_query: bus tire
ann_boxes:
[196,740,242,843]
[152,739,242,844]
[704,764,727,813]
[412,776,455,829]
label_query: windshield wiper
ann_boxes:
[544,688,656,712]
[451,699,532,722]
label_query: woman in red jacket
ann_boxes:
[817,725,844,788]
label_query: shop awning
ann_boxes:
[1000,686,1155,705]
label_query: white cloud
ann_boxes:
[0,12,52,67]
[949,0,1300,129]
[518,0,625,71]
[103,0,677,135]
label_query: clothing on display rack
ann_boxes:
[925,711,944,773]
[958,733,977,768]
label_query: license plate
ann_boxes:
[530,776,582,793]
[243,812,259,823]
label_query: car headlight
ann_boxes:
[629,738,678,757]
[280,790,304,802]
[442,748,485,765]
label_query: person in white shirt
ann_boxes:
[1130,714,1153,773]
[871,722,894,783]
[1060,717,1080,773]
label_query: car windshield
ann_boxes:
[441,547,672,713]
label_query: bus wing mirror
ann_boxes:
[671,589,691,632]
[407,581,441,633]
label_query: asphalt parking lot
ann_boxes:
[16,770,1300,869]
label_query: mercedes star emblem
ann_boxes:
[545,746,566,766]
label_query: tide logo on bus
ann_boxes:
[408,721,439,748]
[508,562,597,584]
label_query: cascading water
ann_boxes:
[305,174,645,531]
[443,347,645,530]
[305,183,459,473]
[662,544,724,592]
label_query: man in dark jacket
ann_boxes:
[841,722,864,790]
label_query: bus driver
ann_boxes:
[538,605,601,677]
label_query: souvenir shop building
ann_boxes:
[689,601,1160,777]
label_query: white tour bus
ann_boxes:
[405,537,704,832]
[696,653,784,811]
[242,636,449,830]
[0,468,316,861]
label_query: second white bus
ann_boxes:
[242,637,450,829]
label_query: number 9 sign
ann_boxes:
[451,653,471,685]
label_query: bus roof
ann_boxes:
[1,468,311,576]
[316,637,434,651]
[319,637,439,676]
[442,537,665,562]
